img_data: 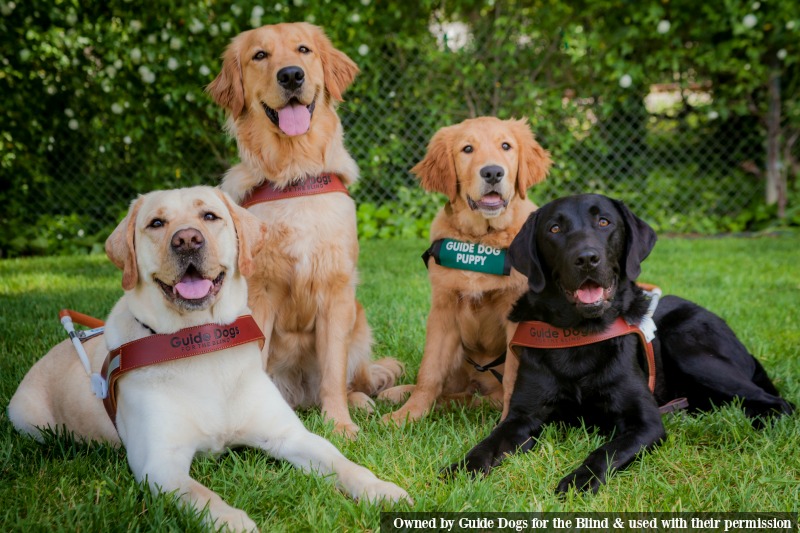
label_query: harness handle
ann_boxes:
[59,309,108,399]
[59,309,105,329]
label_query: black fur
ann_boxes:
[443,194,794,494]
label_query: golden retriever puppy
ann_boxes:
[8,187,410,532]
[380,117,551,424]
[206,22,401,438]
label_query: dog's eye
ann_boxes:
[462,145,473,154]
[148,218,165,229]
[253,51,268,61]
[501,142,511,151]
[549,224,560,234]
[203,212,219,221]
[598,218,610,227]
[298,45,311,54]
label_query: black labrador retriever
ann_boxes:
[444,194,793,493]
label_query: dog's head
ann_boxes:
[105,187,266,318]
[412,117,551,219]
[207,22,359,137]
[509,194,657,318]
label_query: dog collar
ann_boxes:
[509,316,657,392]
[99,315,265,424]
[240,173,348,208]
[422,238,511,276]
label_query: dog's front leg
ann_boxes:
[384,296,463,424]
[442,411,542,477]
[126,442,257,532]
[316,286,359,437]
[500,321,520,421]
[555,407,666,494]
[444,351,556,476]
[247,398,412,505]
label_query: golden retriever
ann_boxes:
[207,23,402,436]
[380,117,551,424]
[206,22,402,437]
[8,186,409,532]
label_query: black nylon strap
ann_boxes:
[465,351,506,384]
[422,239,444,269]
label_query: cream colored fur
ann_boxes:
[7,186,409,532]
[207,23,401,437]
[380,117,552,424]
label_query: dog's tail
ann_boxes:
[353,358,404,396]
[751,357,782,396]
[349,302,404,395]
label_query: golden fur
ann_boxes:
[380,117,552,423]
[207,23,401,437]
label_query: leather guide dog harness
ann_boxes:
[509,316,689,415]
[510,317,657,391]
[423,238,511,276]
[100,315,265,424]
[240,173,349,208]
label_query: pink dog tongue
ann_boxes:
[576,283,603,304]
[174,275,213,300]
[277,103,311,136]
[479,193,504,207]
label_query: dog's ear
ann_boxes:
[314,26,359,102]
[105,197,143,291]
[510,118,551,199]
[206,37,246,119]
[508,210,546,293]
[216,190,267,278]
[612,198,657,280]
[411,126,458,202]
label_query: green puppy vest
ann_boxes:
[422,238,511,276]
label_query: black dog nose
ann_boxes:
[480,165,505,185]
[277,66,305,90]
[171,228,205,253]
[574,250,600,269]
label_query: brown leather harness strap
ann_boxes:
[100,315,265,424]
[240,173,349,208]
[510,317,657,393]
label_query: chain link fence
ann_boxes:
[342,89,767,233]
[1,39,777,256]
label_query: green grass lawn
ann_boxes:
[1,236,799,531]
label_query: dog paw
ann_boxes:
[381,411,400,426]
[440,462,465,479]
[439,456,489,479]
[555,465,604,495]
[359,479,414,505]
[213,507,258,532]
[333,421,360,439]
[370,358,405,392]
[378,385,415,405]
[381,407,423,426]
[348,391,376,413]
[745,399,795,429]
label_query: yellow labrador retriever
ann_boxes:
[7,186,409,532]
[207,23,401,437]
[380,117,551,424]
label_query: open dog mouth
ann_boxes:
[563,279,616,309]
[467,192,509,214]
[261,97,316,137]
[156,266,225,308]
